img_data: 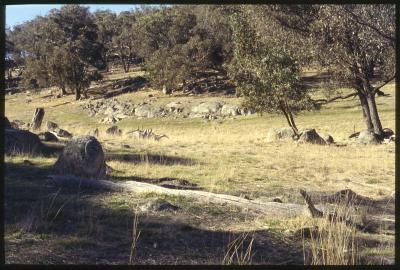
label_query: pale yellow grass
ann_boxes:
[5,80,395,202]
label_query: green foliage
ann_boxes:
[21,57,50,90]
[229,12,313,132]
[94,10,117,71]
[142,6,233,91]
[111,11,140,72]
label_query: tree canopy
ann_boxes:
[5,4,395,134]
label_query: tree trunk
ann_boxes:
[280,105,299,137]
[61,87,67,95]
[366,94,383,136]
[31,108,45,131]
[75,88,81,100]
[287,109,299,134]
[358,93,374,132]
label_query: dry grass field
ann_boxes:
[4,68,395,265]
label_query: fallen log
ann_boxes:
[46,175,310,218]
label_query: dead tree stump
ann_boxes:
[31,108,45,131]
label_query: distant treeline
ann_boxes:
[5,4,395,136]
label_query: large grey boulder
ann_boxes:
[357,130,380,144]
[266,127,296,142]
[51,135,106,179]
[5,128,43,155]
[298,129,326,145]
[221,104,240,116]
[191,101,222,115]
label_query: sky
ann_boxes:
[5,4,147,28]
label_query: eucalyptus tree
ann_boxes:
[112,11,140,72]
[270,4,396,137]
[46,4,103,99]
[94,10,117,72]
[229,11,313,136]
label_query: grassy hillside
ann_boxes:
[4,69,395,264]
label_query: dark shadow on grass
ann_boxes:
[4,162,305,265]
[105,152,197,166]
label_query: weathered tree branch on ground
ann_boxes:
[47,175,392,230]
[46,175,308,218]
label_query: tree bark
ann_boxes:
[31,108,45,131]
[75,87,81,100]
[358,93,374,132]
[287,109,299,133]
[280,103,299,137]
[366,93,383,136]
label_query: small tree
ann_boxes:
[229,12,313,136]
[47,5,103,99]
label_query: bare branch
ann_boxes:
[312,92,358,105]
[373,74,395,92]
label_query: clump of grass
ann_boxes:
[303,199,360,265]
[129,213,141,264]
[222,232,254,265]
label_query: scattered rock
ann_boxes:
[165,102,184,113]
[106,126,122,136]
[357,130,380,144]
[38,131,59,142]
[266,127,295,142]
[298,129,326,145]
[273,198,283,203]
[5,129,43,155]
[191,101,222,116]
[135,105,163,118]
[55,128,73,139]
[140,199,180,212]
[221,104,240,116]
[322,134,334,144]
[10,119,26,130]
[100,116,119,124]
[51,135,106,179]
[46,121,59,131]
[382,128,394,139]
